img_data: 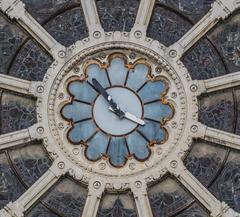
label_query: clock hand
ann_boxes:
[109,107,145,126]
[92,78,125,118]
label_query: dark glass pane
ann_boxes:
[107,137,128,167]
[26,203,60,217]
[45,7,88,47]
[182,39,227,80]
[9,143,51,187]
[0,92,36,134]
[208,12,240,73]
[126,64,149,91]
[9,40,53,81]
[126,131,149,160]
[23,0,79,23]
[147,5,191,46]
[86,132,109,160]
[98,192,137,217]
[199,90,235,133]
[62,101,92,122]
[138,120,166,143]
[148,177,194,217]
[139,80,166,103]
[210,150,240,212]
[96,0,139,32]
[176,203,209,217]
[184,140,227,187]
[108,58,128,86]
[68,81,97,103]
[0,14,27,75]
[68,120,97,144]
[157,0,214,23]
[0,152,25,208]
[43,178,87,217]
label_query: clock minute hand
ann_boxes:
[92,78,125,118]
[124,112,145,126]
[109,107,145,126]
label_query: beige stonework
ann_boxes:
[0,0,240,216]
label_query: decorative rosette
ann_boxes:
[61,53,174,167]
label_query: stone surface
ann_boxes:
[0,0,240,216]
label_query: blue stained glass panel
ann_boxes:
[68,120,97,144]
[87,64,110,88]
[86,132,109,160]
[127,131,149,160]
[107,58,128,85]
[144,101,173,123]
[107,137,128,166]
[68,81,97,103]
[127,64,149,91]
[139,80,166,103]
[62,101,91,122]
[138,120,166,143]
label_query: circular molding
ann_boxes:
[36,32,198,191]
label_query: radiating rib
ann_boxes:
[169,162,230,216]
[80,0,104,37]
[168,0,240,58]
[0,0,65,60]
[196,71,240,95]
[81,182,104,217]
[132,183,153,217]
[131,0,156,37]
[200,125,240,151]
[0,74,43,97]
[0,125,39,151]
[0,162,67,216]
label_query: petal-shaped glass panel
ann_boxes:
[127,131,149,160]
[138,120,166,143]
[139,80,166,103]
[107,58,128,85]
[68,81,97,103]
[107,137,128,167]
[62,101,92,122]
[87,64,110,88]
[144,101,173,123]
[126,64,149,91]
[68,120,97,144]
[86,132,109,161]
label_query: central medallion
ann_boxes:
[60,52,174,167]
[93,86,143,136]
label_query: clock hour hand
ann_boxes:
[109,107,145,126]
[92,78,125,118]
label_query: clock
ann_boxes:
[61,52,174,167]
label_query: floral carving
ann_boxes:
[61,53,174,167]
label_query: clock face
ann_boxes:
[61,53,174,167]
